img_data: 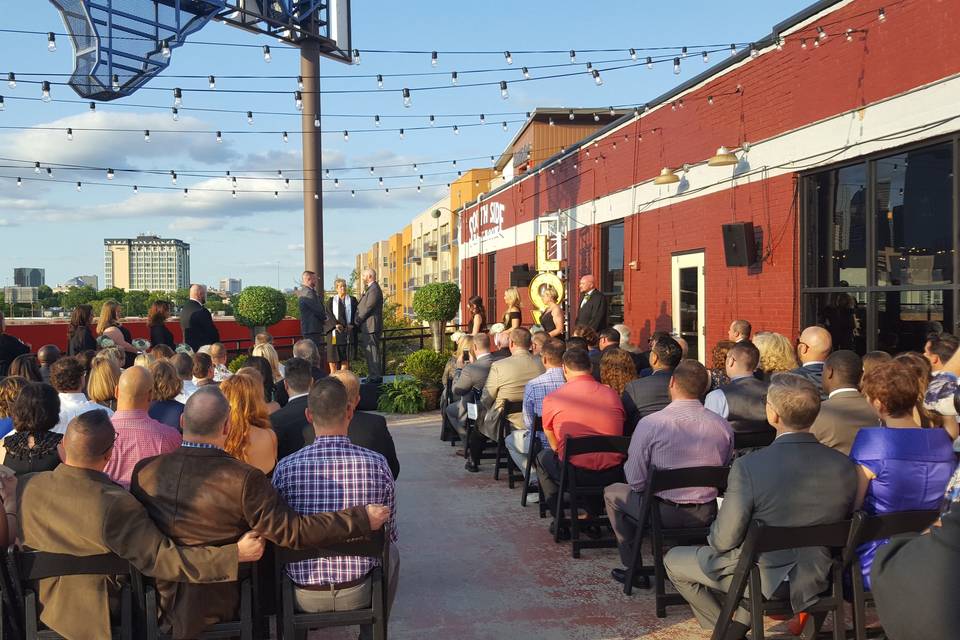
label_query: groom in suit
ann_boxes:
[355,268,384,383]
[576,274,608,332]
[664,373,857,639]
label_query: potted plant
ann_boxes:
[377,378,426,414]
[233,286,287,340]
[412,282,461,352]
[403,348,449,410]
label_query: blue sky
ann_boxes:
[0,1,806,291]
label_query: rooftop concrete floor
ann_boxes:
[313,411,809,640]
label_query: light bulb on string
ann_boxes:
[522,66,530,79]
[183,188,188,198]
[106,168,114,180]
[801,38,808,49]
[501,121,508,131]
[368,166,375,175]
[776,37,785,51]
[170,171,177,185]
[351,49,360,64]
[216,130,222,143]
[402,88,411,107]
[16,177,21,187]
[247,111,254,125]
[416,185,421,192]
[418,174,424,183]
[34,162,40,174]
[453,125,459,135]
[681,46,688,58]
[845,29,854,42]
[284,178,290,189]
[0,96,4,110]
[593,113,600,122]
[273,191,278,199]
[66,128,73,141]
[282,131,288,143]
[586,62,593,70]
[88,101,95,111]
[750,43,759,58]
[231,190,236,198]
[333,178,339,188]
[7,72,15,88]
[707,95,714,105]
[294,91,303,111]
[378,177,384,186]
[46,167,53,177]
[314,193,319,200]
[76,181,81,191]
[591,69,603,85]
[314,117,320,127]
[629,48,637,60]
[569,50,576,63]
[296,75,303,90]
[160,40,171,58]
[144,129,151,143]
[814,37,820,48]
[47,32,56,52]
[817,27,827,40]
[548,117,554,126]
[729,43,737,56]
[173,87,182,107]
[351,190,356,197]
[673,57,680,74]
[429,115,435,127]
[431,51,438,66]
[878,7,886,21]
[479,113,485,124]
[343,130,349,141]
[112,74,120,92]
[702,51,709,63]
[504,51,513,64]
[376,74,383,89]
[399,128,405,139]
[209,75,216,89]
[374,114,380,127]
[171,107,179,121]
[41,81,51,102]
[568,109,575,121]
[500,80,508,99]
[450,71,458,85]
[262,45,272,62]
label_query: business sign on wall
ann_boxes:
[466,200,506,244]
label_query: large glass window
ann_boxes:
[806,163,867,288]
[601,220,625,325]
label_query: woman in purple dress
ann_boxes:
[850,360,956,589]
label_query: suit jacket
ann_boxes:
[324,295,359,340]
[810,390,880,455]
[180,299,220,351]
[447,355,494,430]
[298,287,327,337]
[790,362,825,397]
[697,432,857,614]
[621,369,673,433]
[576,288,609,332]
[356,282,384,335]
[479,351,545,439]
[348,411,400,479]
[270,395,311,460]
[18,464,239,640]
[131,447,369,638]
[871,506,960,640]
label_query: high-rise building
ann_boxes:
[104,235,190,291]
[219,278,242,295]
[13,268,45,287]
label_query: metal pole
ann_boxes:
[300,40,323,290]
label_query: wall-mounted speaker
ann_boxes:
[510,263,533,287]
[722,222,758,267]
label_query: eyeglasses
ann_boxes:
[98,431,120,457]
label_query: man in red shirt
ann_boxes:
[536,348,625,519]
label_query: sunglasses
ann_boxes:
[98,431,120,457]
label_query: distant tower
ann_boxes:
[104,234,190,291]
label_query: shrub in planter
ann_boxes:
[228,354,249,373]
[404,349,448,387]
[377,378,426,414]
[234,286,287,336]
[413,282,460,352]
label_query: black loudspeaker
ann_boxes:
[510,264,533,287]
[722,222,758,267]
[358,382,382,411]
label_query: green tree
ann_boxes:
[286,292,301,320]
[123,290,150,317]
[172,288,190,309]
[60,286,98,310]
[36,285,61,309]
[99,287,126,303]
[234,286,287,331]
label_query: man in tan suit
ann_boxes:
[466,328,545,472]
[811,350,879,455]
[132,387,389,639]
[16,409,265,640]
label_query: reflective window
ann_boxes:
[803,292,868,355]
[876,290,953,353]
[601,221,625,325]
[806,163,867,288]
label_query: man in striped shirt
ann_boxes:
[273,377,397,640]
[604,360,733,588]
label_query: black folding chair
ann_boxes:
[553,435,630,558]
[7,548,134,640]
[493,399,524,486]
[439,377,460,445]
[138,562,260,640]
[732,429,775,453]
[710,519,852,640]
[273,528,390,640]
[520,416,548,517]
[845,509,939,640]
[623,466,730,619]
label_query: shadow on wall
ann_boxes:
[636,302,674,345]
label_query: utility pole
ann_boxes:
[300,40,324,290]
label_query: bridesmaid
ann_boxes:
[502,287,522,330]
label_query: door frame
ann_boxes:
[671,251,706,364]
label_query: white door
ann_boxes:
[671,252,706,363]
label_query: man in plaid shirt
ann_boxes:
[273,377,398,639]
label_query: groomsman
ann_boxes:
[298,270,327,353]
[356,268,385,383]
[576,274,609,332]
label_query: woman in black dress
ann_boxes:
[0,310,29,377]
[503,287,522,330]
[324,278,359,373]
[148,300,176,350]
[3,382,63,476]
[538,286,565,340]
[467,295,487,335]
[67,304,97,356]
[96,300,138,368]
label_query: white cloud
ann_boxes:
[286,243,305,251]
[168,217,221,231]
[0,218,16,227]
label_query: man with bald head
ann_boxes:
[37,344,61,384]
[576,274,609,332]
[105,366,181,488]
[18,409,265,640]
[790,326,833,397]
[180,283,220,351]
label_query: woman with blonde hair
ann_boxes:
[87,357,121,411]
[753,331,799,379]
[251,342,284,383]
[538,286,565,339]
[220,372,278,475]
[96,300,138,368]
[0,376,28,438]
[503,287,522,330]
[600,348,638,395]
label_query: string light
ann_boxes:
[629,48,637,60]
[41,81,50,102]
[429,115,435,126]
[47,32,56,52]
[170,171,177,184]
[817,26,827,41]
[208,75,216,89]
[262,45,272,62]
[284,177,290,188]
[183,188,189,198]
[231,189,236,198]
[681,46,688,58]
[750,43,759,58]
[419,174,424,183]
[160,40,171,59]
[343,130,349,141]
[7,72,15,88]
[522,66,530,79]
[702,51,709,63]
[247,111,254,125]
[76,181,81,191]
[568,109,575,121]
[402,87,411,107]
[431,51,438,66]
[297,75,304,90]
[451,71,458,85]
[504,51,513,64]
[878,7,886,21]
[776,37,785,51]
[66,127,73,141]
[500,80,508,99]
[501,121,507,131]
[351,189,356,197]
[144,129,150,142]
[171,107,179,121]
[845,29,854,42]
[593,113,600,122]
[399,127,405,139]
[106,168,114,180]
[294,91,303,110]
[88,101,95,111]
[453,125,459,135]
[351,49,361,64]
[0,96,4,110]
[216,130,222,143]
[133,184,139,194]
[374,114,380,127]
[16,177,21,187]
[569,50,576,63]
[173,87,182,107]
[46,167,53,177]
[377,74,383,89]
[34,162,40,173]
[282,131,288,143]
[333,178,339,187]
[646,56,653,69]
[591,69,603,85]
[273,190,278,198]
[112,74,120,92]
[729,43,737,56]
[378,176,384,186]
[673,57,680,74]
[801,38,808,49]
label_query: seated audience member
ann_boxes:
[76,349,97,375]
[621,336,683,433]
[293,338,329,381]
[442,334,472,393]
[592,327,622,380]
[51,356,112,433]
[17,409,264,640]
[923,333,960,438]
[471,328,545,472]
[606,360,733,587]
[704,342,773,435]
[728,319,752,343]
[489,324,511,361]
[0,376,28,438]
[848,360,955,590]
[151,344,175,361]
[4,382,62,475]
[673,335,690,359]
[134,352,156,369]
[273,378,398,640]
[708,341,735,391]
[98,346,126,370]
[635,331,671,376]
[614,324,642,354]
[255,332,272,346]
[105,367,182,488]
[565,336,588,351]
[871,504,960,640]
[861,350,892,377]
[895,352,935,428]
[573,325,600,360]
[790,326,833,396]
[9,353,42,382]
[810,350,878,455]
[252,342,285,383]
[172,353,198,404]
[208,343,233,383]
[536,348,625,519]
[445,333,494,440]
[508,338,566,488]
[192,352,218,389]
[270,358,315,460]
[131,387,384,639]
[531,331,548,356]
[753,331,799,380]
[664,374,857,639]
[148,360,185,430]
[37,344,61,384]
[240,356,281,412]
[0,309,29,377]
[221,373,278,475]
[87,356,121,411]
[600,348,638,395]
[333,370,400,480]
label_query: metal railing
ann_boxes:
[440,233,450,250]
[423,242,438,259]
[406,249,421,264]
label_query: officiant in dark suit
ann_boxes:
[576,274,608,332]
[324,277,359,374]
[355,268,385,383]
